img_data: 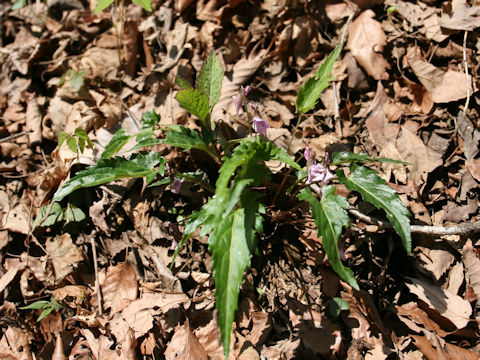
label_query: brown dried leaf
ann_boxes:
[412,334,479,360]
[45,233,84,283]
[439,4,480,31]
[462,239,480,301]
[407,55,475,103]
[0,327,32,360]
[165,320,208,360]
[0,259,25,295]
[397,302,449,337]
[415,246,455,281]
[465,158,480,182]
[121,292,189,338]
[194,314,235,360]
[52,333,66,360]
[406,277,472,329]
[347,10,390,80]
[101,262,138,314]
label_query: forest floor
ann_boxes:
[0,0,480,359]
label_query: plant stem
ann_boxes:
[287,113,303,155]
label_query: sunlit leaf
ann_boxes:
[101,128,133,160]
[176,89,210,125]
[196,52,223,110]
[296,44,342,114]
[132,0,152,11]
[331,151,409,166]
[337,165,412,253]
[94,0,114,14]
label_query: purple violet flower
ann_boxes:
[305,146,311,161]
[307,163,335,185]
[243,85,250,96]
[252,116,270,136]
[170,177,184,194]
[232,95,242,114]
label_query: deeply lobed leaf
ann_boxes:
[337,165,412,253]
[164,125,210,153]
[298,187,358,289]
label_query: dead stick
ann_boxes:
[461,30,470,124]
[348,208,480,236]
[90,232,103,315]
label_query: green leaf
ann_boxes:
[196,52,223,110]
[101,128,133,160]
[58,131,68,148]
[132,0,152,11]
[296,44,342,114]
[53,152,166,201]
[331,151,409,166]
[141,110,160,128]
[164,125,210,152]
[69,70,87,91]
[94,0,114,14]
[37,308,53,322]
[20,300,51,310]
[329,297,350,318]
[65,205,86,223]
[33,202,64,227]
[298,187,358,289]
[66,136,78,154]
[176,77,193,90]
[12,0,27,10]
[209,208,251,359]
[337,165,412,253]
[176,89,210,125]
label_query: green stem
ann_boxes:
[287,113,303,155]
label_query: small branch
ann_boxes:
[348,208,480,236]
[0,130,32,144]
[90,232,103,315]
[461,30,471,125]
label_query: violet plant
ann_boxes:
[51,50,411,358]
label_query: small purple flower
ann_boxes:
[252,116,269,136]
[248,102,257,112]
[170,177,184,194]
[233,95,243,114]
[243,85,250,96]
[308,163,335,185]
[305,147,311,161]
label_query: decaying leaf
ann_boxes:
[45,233,84,283]
[406,277,472,330]
[462,239,480,301]
[164,320,208,360]
[347,10,390,80]
[100,261,138,314]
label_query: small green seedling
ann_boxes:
[20,297,64,322]
[58,128,94,157]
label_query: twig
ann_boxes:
[461,30,471,125]
[0,130,32,144]
[333,81,342,137]
[90,232,103,315]
[348,208,480,236]
[340,10,355,46]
